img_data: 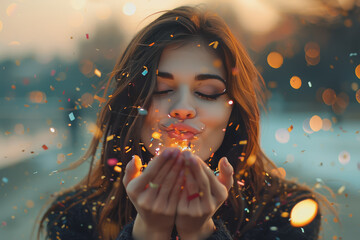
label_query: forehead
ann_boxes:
[157,43,225,79]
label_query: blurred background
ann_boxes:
[0,0,359,239]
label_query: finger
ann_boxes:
[184,165,202,215]
[197,157,228,199]
[184,151,211,200]
[217,157,234,191]
[132,147,180,194]
[123,155,142,188]
[165,168,185,214]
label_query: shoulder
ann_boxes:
[46,188,100,239]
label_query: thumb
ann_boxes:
[123,155,142,188]
[217,157,234,191]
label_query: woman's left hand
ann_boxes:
[175,151,234,240]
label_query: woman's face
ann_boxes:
[141,42,233,161]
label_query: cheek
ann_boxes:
[200,102,232,129]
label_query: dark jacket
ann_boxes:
[46,178,320,240]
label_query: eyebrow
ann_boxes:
[157,71,226,84]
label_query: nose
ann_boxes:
[169,89,196,120]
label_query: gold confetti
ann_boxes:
[94,68,101,77]
[209,41,219,49]
[288,125,294,132]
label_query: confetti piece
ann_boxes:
[42,144,48,150]
[2,177,8,183]
[308,81,312,87]
[337,185,346,195]
[209,41,219,49]
[69,112,75,121]
[288,125,294,132]
[239,140,247,145]
[94,68,101,77]
[86,33,89,39]
[290,199,318,227]
[148,42,155,46]
[349,53,358,57]
[138,108,148,115]
[114,166,122,172]
[107,158,118,167]
[338,150,350,165]
[106,135,114,142]
[152,132,162,140]
[269,226,278,231]
[142,66,148,76]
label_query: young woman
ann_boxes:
[36,5,333,240]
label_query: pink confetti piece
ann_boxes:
[86,33,89,39]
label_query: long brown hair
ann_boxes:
[35,4,336,240]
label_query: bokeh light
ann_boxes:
[290,76,302,89]
[275,128,290,143]
[322,88,336,105]
[79,59,94,77]
[29,91,46,103]
[338,150,350,165]
[0,20,3,32]
[332,92,349,114]
[290,199,318,227]
[267,51,283,69]
[309,115,322,132]
[351,82,359,91]
[356,89,360,103]
[123,2,136,16]
[302,118,314,134]
[321,118,332,131]
[6,3,17,16]
[304,42,320,66]
[81,93,94,107]
[55,72,67,81]
[355,64,360,79]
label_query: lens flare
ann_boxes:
[290,199,318,227]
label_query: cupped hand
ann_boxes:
[175,151,234,239]
[123,147,185,237]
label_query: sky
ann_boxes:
[0,0,357,62]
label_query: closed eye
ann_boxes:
[152,90,226,101]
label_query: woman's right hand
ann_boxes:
[123,147,184,240]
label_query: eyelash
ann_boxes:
[153,90,225,100]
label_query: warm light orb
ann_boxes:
[0,20,3,32]
[338,150,350,165]
[123,2,136,16]
[290,76,302,89]
[6,3,17,16]
[275,128,290,143]
[355,64,360,79]
[356,89,360,104]
[309,115,322,132]
[322,88,336,105]
[290,199,318,227]
[267,52,283,69]
[321,118,332,131]
[151,132,162,140]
